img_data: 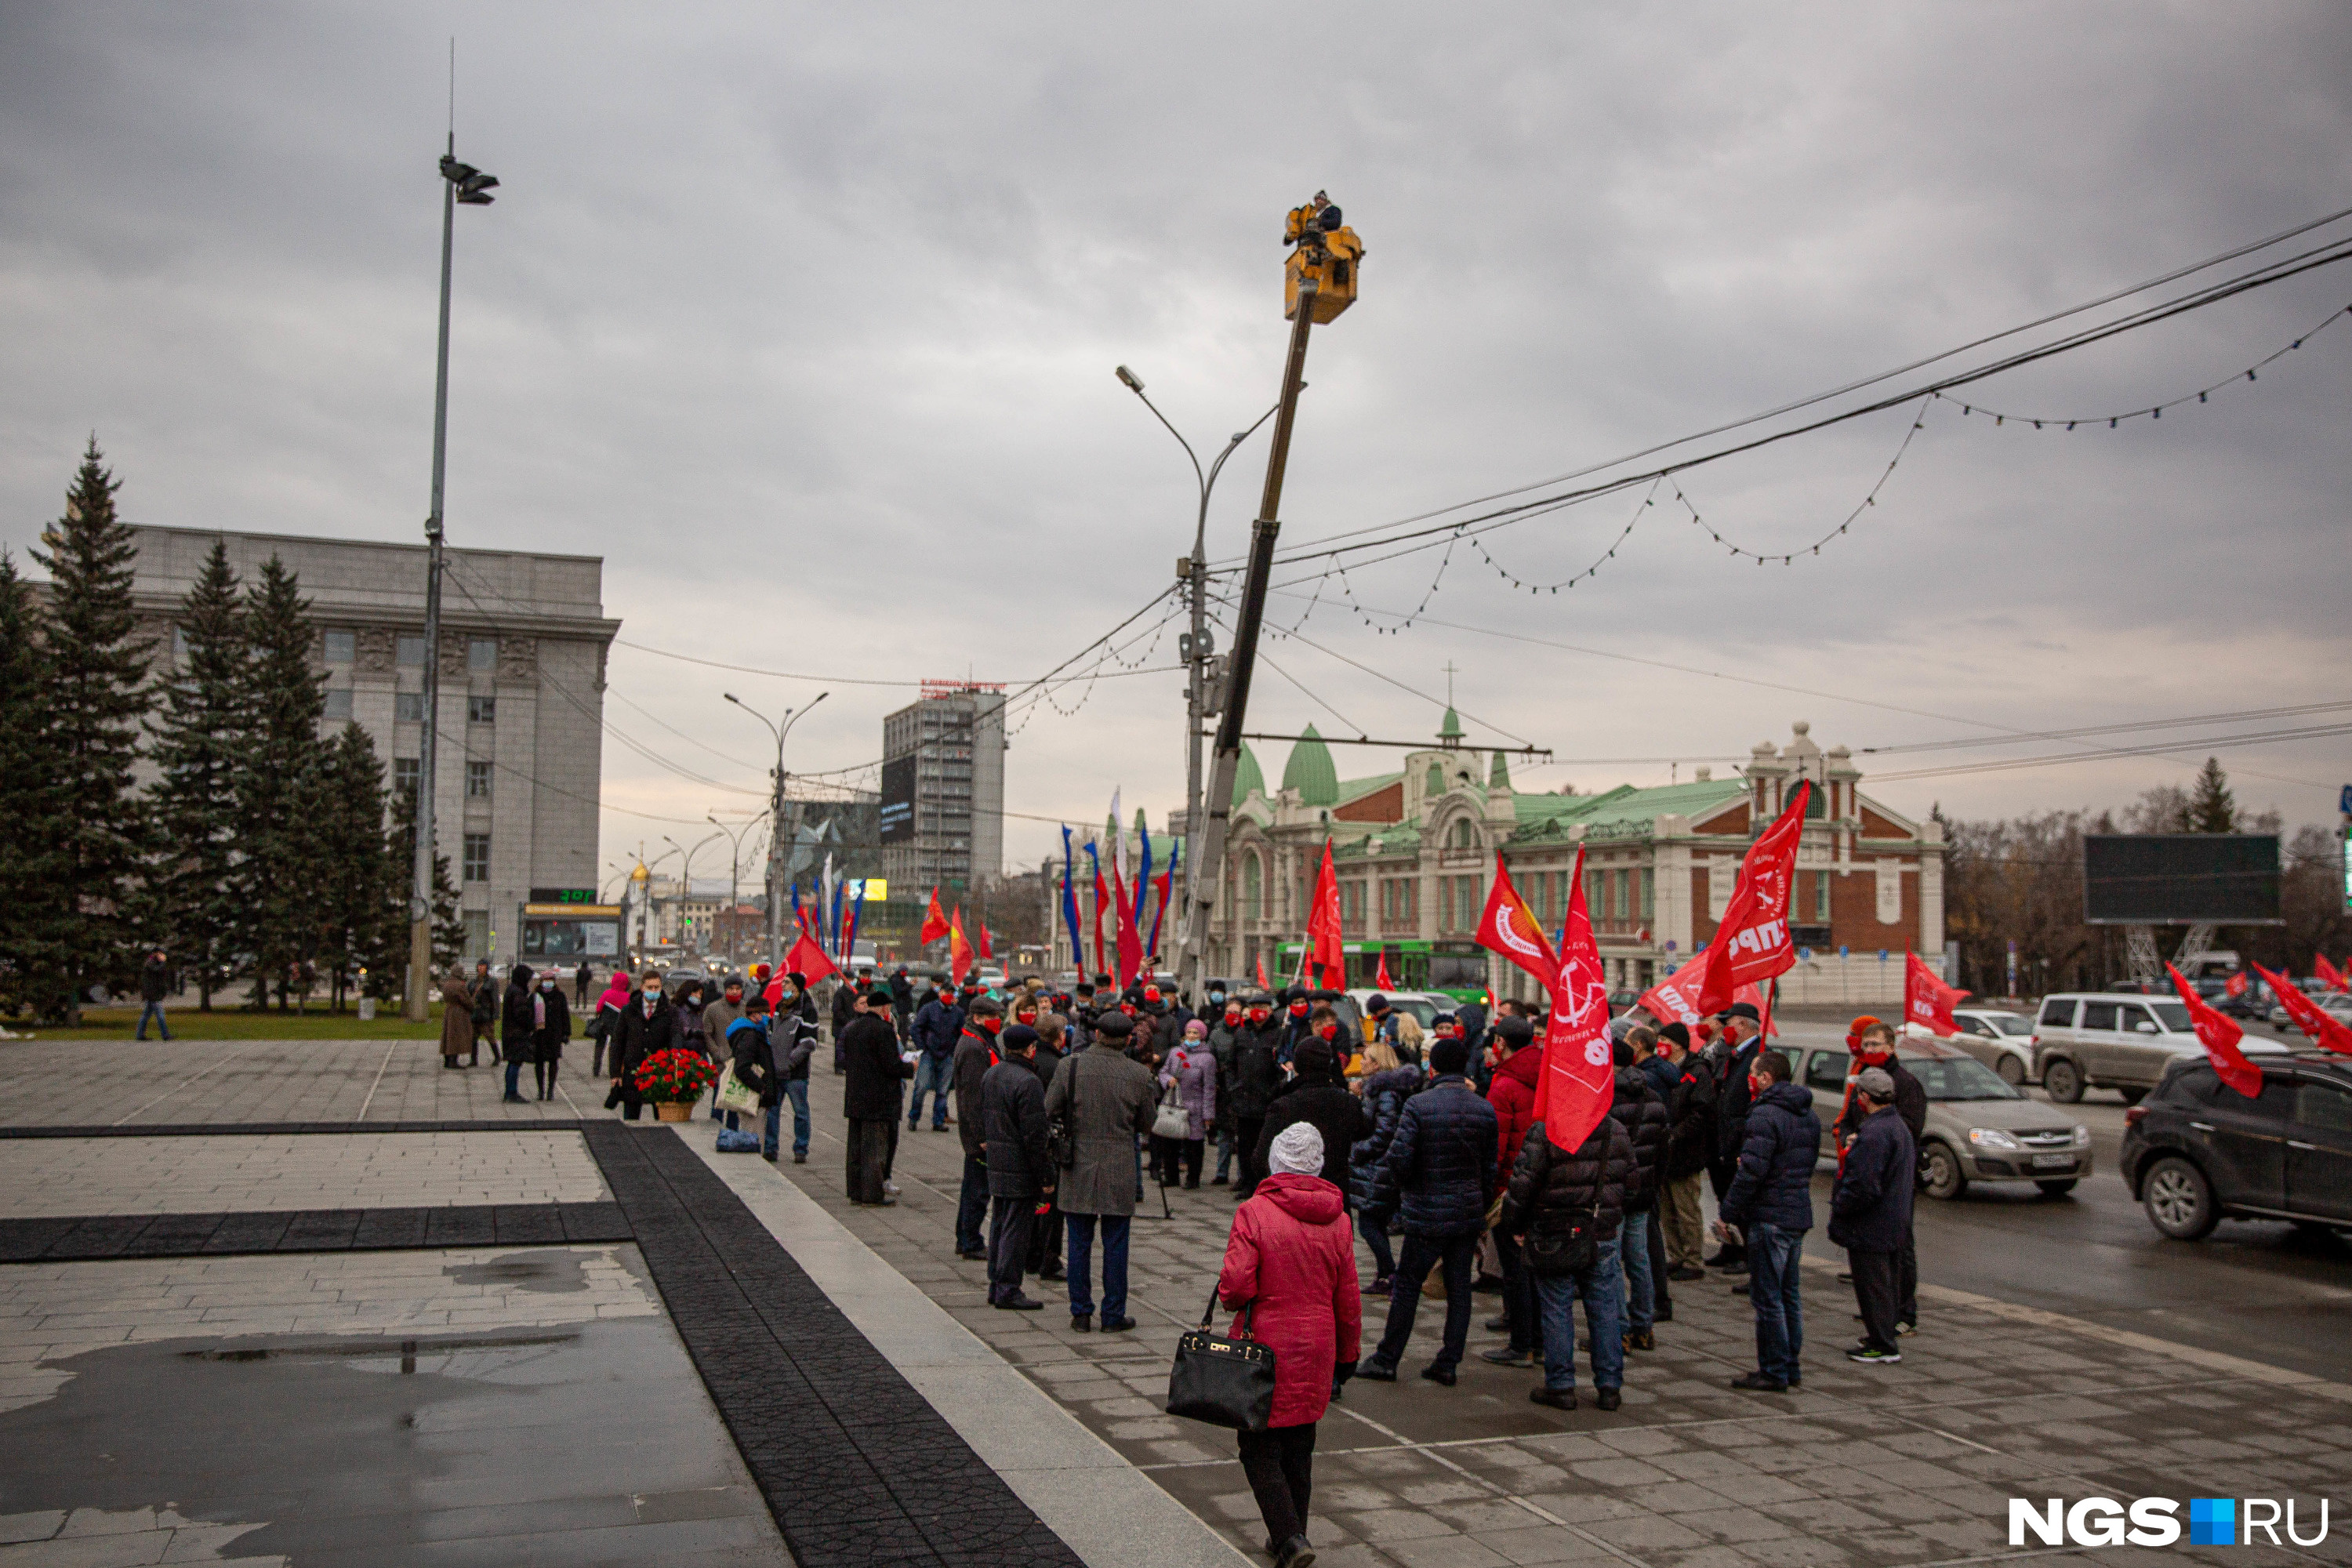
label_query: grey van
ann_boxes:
[2033,993,2208,1105]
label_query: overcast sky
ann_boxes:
[6,2,2349,877]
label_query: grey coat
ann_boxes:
[1156,1043,1218,1141]
[1041,1041,1156,1217]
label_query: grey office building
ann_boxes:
[126,524,619,967]
[879,683,1005,898]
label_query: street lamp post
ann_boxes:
[405,136,499,1022]
[662,831,725,958]
[1114,366,1276,1003]
[724,691,829,971]
[707,814,761,971]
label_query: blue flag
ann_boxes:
[1060,826,1083,969]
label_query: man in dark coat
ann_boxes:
[1705,1003,1766,1271]
[909,982,966,1130]
[608,972,673,1120]
[500,964,539,1104]
[981,1025,1054,1310]
[769,974,820,1163]
[1025,1014,1069,1283]
[1250,1037,1370,1190]
[1831,1020,1927,1334]
[574,961,593,1008]
[1225,999,1285,1197]
[1044,1010,1158,1332]
[1831,1067,1917,1364]
[841,985,913,1203]
[1659,1023,1713,1280]
[471,960,501,1069]
[136,950,174,1041]
[1356,1038,1500,1387]
[889,967,916,1042]
[950,997,1006,1258]
[1206,998,1247,1185]
[1498,1110,1635,1410]
[1718,1050,1820,1392]
[1606,1040,1670,1351]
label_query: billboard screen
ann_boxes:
[2082,834,2281,925]
[879,755,916,844]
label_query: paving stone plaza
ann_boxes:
[0,1040,2344,1567]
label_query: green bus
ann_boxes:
[1270,940,1489,1005]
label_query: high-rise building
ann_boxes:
[880,682,1006,899]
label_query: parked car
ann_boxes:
[2121,1051,2352,1239]
[2031,992,2291,1105]
[1344,989,1446,1033]
[1793,1038,2093,1200]
[2267,989,2352,1035]
[1939,1007,2041,1085]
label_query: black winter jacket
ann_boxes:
[1829,1103,1917,1252]
[1664,1053,1718,1181]
[912,998,964,1060]
[1719,1080,1820,1233]
[840,1012,912,1119]
[1497,1113,1634,1260]
[610,994,675,1086]
[1348,1065,1422,1209]
[771,993,818,1082]
[981,1053,1053,1197]
[1712,1037,1762,1164]
[1831,1057,1927,1146]
[1366,1076,1499,1238]
[1225,1023,1285,1120]
[1608,1067,1669,1213]
[1253,1071,1372,1191]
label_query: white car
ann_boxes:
[2268,989,2352,1034]
[1940,1007,2042,1086]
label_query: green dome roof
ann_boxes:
[1282,724,1339,807]
[1439,706,1465,744]
[1490,750,1512,791]
[1232,743,1266,805]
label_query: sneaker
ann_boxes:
[1529,1386,1577,1410]
[1479,1347,1535,1367]
[1419,1363,1457,1387]
[1846,1346,1903,1366]
[993,1293,1046,1312]
[883,1181,901,1196]
[1729,1371,1788,1392]
[956,1248,987,1261]
[1354,1359,1398,1383]
[1595,1388,1621,1411]
[760,1150,779,1163]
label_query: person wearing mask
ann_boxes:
[1479,1015,1544,1367]
[1623,1022,1678,1322]
[530,971,571,1101]
[1705,1003,1766,1272]
[1718,1050,1820,1392]
[701,977,746,1121]
[1632,1024,1678,1103]
[584,970,628,1079]
[771,972,819,1163]
[1252,1033,1370,1192]
[908,980,967,1131]
[437,967,474,1069]
[1831,1067,1917,1366]
[1607,1037,1669,1352]
[1045,1008,1156,1332]
[723,990,779,1152]
[136,950,175,1041]
[950,997,1007,1258]
[1831,1018,1926,1336]
[499,964,538,1105]
[608,972,674,1121]
[1216,1123,1361,1568]
[1156,1019,1219,1189]
[1499,1103,1635,1412]
[831,969,859,1045]
[1226,998,1286,1198]
[1454,995,1489,1061]
[1277,989,1316,1065]
[470,959,501,1069]
[1027,1014,1070,1284]
[981,1022,1055,1309]
[1657,1022,1714,1282]
[673,979,708,1083]
[1354,1037,1499,1387]
[843,983,913,1203]
[1359,993,1395,1050]
[1348,1036,1420,1299]
[1207,998,1248,1185]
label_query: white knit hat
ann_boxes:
[1268,1122,1325,1177]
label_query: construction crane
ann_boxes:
[1176,194,1364,1001]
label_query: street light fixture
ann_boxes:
[1115,367,1278,997]
[724,691,829,970]
[706,813,762,971]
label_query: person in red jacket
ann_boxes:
[1480,1015,1543,1366]
[1216,1122,1362,1568]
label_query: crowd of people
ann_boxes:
[550,960,1928,1568]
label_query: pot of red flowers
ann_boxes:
[634,1047,720,1123]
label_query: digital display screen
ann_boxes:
[2082,835,2281,924]
[880,755,916,844]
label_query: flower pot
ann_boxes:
[654,1102,694,1123]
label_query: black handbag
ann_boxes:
[1047,1051,1080,1170]
[1167,1283,1277,1432]
[1526,1185,1604,1275]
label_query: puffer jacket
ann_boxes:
[1664,1053,1718,1181]
[1366,1076,1498,1238]
[1719,1080,1820,1233]
[1225,1023,1284,1120]
[1253,1069,1370,1190]
[1608,1065,1670,1213]
[1348,1065,1422,1210]
[1497,1113,1634,1261]
[1216,1172,1361,1428]
[981,1053,1052,1198]
[1486,1047,1544,1174]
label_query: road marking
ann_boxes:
[354,1040,400,1122]
[109,1042,251,1127]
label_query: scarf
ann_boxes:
[533,993,546,1029]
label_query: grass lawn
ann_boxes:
[3,1003,451,1043]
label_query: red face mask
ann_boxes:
[1316,1023,1339,1042]
[1224,1007,1243,1024]
[979,1015,1003,1034]
[1015,1009,1036,1025]
[1289,1003,1309,1019]
[1247,1007,1269,1024]
[1120,1003,1136,1017]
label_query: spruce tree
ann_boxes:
[0,553,74,1018]
[232,554,325,1008]
[379,782,463,996]
[147,539,246,1008]
[314,724,394,1011]
[31,438,153,1022]
[2186,757,2239,834]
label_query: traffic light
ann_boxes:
[1283,191,1362,323]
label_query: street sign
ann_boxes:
[1839,946,1849,959]
[2339,783,2352,815]
[1798,948,1812,962]
[1877,949,1888,963]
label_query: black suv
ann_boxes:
[2121,1051,2352,1239]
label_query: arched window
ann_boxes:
[1450,818,1478,850]
[1243,853,1262,921]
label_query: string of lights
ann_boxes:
[1466,479,1661,595]
[1666,396,1932,568]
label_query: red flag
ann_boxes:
[1904,952,1969,1037]
[1091,868,1109,979]
[2255,964,2352,1055]
[1638,951,1769,1033]
[1531,846,1613,1153]
[2224,970,2249,999]
[977,921,994,962]
[1695,782,1810,1016]
[919,887,949,946]
[1254,951,1271,989]
[2165,963,2263,1098]
[1305,839,1345,992]
[2318,954,2348,993]
[1112,865,1145,988]
[1375,948,1396,991]
[782,926,840,989]
[1475,852,1559,994]
[949,906,975,985]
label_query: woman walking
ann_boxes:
[530,969,572,1101]
[1155,1019,1218,1189]
[586,971,632,1078]
[499,964,536,1105]
[1215,1123,1361,1568]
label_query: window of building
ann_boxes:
[466,760,492,799]
[467,637,497,672]
[1642,867,1656,920]
[322,688,353,721]
[396,691,424,722]
[1614,869,1631,920]
[1242,855,1261,920]
[463,833,491,884]
[467,695,495,724]
[324,630,355,663]
[1451,873,1482,933]
[1814,869,1832,922]
[397,635,426,666]
[1587,869,1603,919]
[394,757,419,796]
[1449,818,1477,850]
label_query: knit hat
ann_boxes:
[1001,1024,1039,1051]
[1267,1122,1325,1178]
[1855,1066,1896,1101]
[1183,1018,1207,1038]
[866,984,895,1007]
[1659,1022,1691,1049]
[1294,1038,1337,1076]
[1494,1015,1534,1048]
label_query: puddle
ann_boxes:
[442,1247,590,1293]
